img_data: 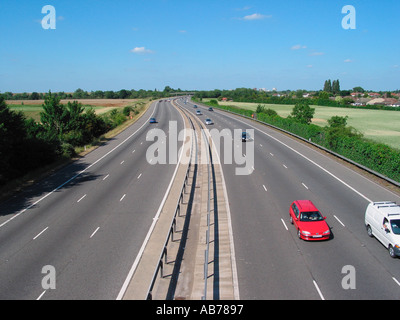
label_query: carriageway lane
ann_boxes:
[183,99,400,299]
[0,100,185,299]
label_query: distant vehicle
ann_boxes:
[289,200,331,241]
[205,118,213,125]
[365,201,400,258]
[149,118,157,123]
[208,107,214,111]
[241,131,251,142]
[194,105,198,108]
[196,110,202,115]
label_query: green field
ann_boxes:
[9,104,119,122]
[208,100,400,150]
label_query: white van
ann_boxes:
[365,201,400,258]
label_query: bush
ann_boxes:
[61,142,76,158]
[123,106,132,117]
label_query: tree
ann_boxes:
[323,80,332,93]
[319,91,329,100]
[289,102,315,125]
[73,88,88,99]
[118,89,130,99]
[0,96,27,184]
[325,115,362,149]
[40,91,69,137]
[30,92,40,100]
[332,80,340,95]
[66,101,85,131]
[353,86,365,93]
[327,115,348,128]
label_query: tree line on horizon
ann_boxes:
[3,83,399,102]
[0,86,188,101]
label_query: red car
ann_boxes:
[289,200,331,241]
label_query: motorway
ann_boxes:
[1,96,400,300]
[178,99,400,300]
[0,99,185,299]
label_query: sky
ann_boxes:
[1,0,399,93]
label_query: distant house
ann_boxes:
[352,98,371,106]
[382,98,400,107]
[367,98,385,105]
[366,98,400,106]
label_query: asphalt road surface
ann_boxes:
[1,96,400,300]
[180,98,400,300]
[0,99,184,300]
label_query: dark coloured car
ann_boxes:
[242,132,250,142]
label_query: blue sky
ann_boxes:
[1,0,399,93]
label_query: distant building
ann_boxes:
[367,98,385,105]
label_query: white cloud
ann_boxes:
[241,13,271,21]
[235,6,252,11]
[309,52,325,56]
[344,59,353,63]
[291,44,307,50]
[130,47,154,54]
[306,65,313,68]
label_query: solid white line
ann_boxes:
[37,290,46,300]
[120,194,126,202]
[283,164,288,169]
[302,183,309,190]
[393,277,400,287]
[263,185,268,192]
[117,103,186,300]
[77,194,87,203]
[137,173,142,179]
[281,218,288,231]
[90,227,100,238]
[313,280,325,300]
[103,174,109,181]
[0,103,158,230]
[334,215,346,227]
[120,161,125,165]
[33,227,49,240]
[199,109,241,300]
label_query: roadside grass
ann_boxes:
[206,99,400,150]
